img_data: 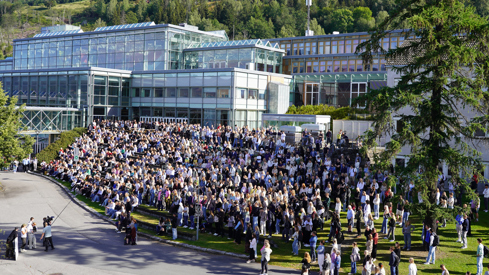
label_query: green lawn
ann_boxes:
[52,177,485,274]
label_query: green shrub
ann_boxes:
[285,104,369,120]
[36,127,87,163]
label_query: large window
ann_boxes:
[217,88,229,98]
[191,87,202,98]
[166,87,176,98]
[204,87,216,98]
[351,82,367,108]
[237,88,246,99]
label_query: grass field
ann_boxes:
[53,177,487,274]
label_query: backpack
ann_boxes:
[484,245,489,258]
[298,230,304,242]
[432,234,439,247]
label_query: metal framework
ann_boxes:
[140,116,188,123]
[19,107,80,134]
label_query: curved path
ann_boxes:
[0,172,295,275]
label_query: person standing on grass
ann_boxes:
[350,242,360,274]
[372,228,379,261]
[389,246,399,275]
[385,215,396,242]
[483,185,489,213]
[260,240,272,275]
[424,228,437,265]
[462,214,469,249]
[317,240,325,274]
[402,221,415,251]
[477,238,484,275]
[310,231,318,263]
[333,250,341,275]
[408,257,417,275]
[301,252,312,273]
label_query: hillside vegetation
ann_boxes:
[0,0,487,58]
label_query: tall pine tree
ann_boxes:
[358,0,489,232]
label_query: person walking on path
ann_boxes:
[402,221,415,251]
[408,257,417,275]
[477,238,484,275]
[247,233,257,263]
[20,224,27,252]
[260,239,272,275]
[40,222,54,251]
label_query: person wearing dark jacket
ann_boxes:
[355,207,362,237]
[462,214,469,249]
[389,246,399,275]
[5,228,18,260]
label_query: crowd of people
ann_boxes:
[35,119,488,275]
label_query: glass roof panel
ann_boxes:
[185,38,284,51]
[94,22,155,31]
[34,30,84,38]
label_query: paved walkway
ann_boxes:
[0,172,295,275]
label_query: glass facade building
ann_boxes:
[1,22,412,133]
[1,23,291,132]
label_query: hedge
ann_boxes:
[286,104,370,120]
[36,127,87,163]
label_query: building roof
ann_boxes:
[189,39,280,49]
[94,22,155,31]
[34,30,84,37]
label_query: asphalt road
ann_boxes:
[0,172,296,275]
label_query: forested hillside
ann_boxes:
[0,0,488,58]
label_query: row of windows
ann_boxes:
[132,87,231,98]
[284,58,387,74]
[279,36,405,56]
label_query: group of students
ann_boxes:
[5,217,54,260]
[36,119,489,275]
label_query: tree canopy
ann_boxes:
[357,0,489,231]
[0,85,34,169]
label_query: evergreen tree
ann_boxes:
[358,0,489,232]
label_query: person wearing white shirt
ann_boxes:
[483,184,489,212]
[357,179,365,191]
[408,257,417,275]
[27,218,37,249]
